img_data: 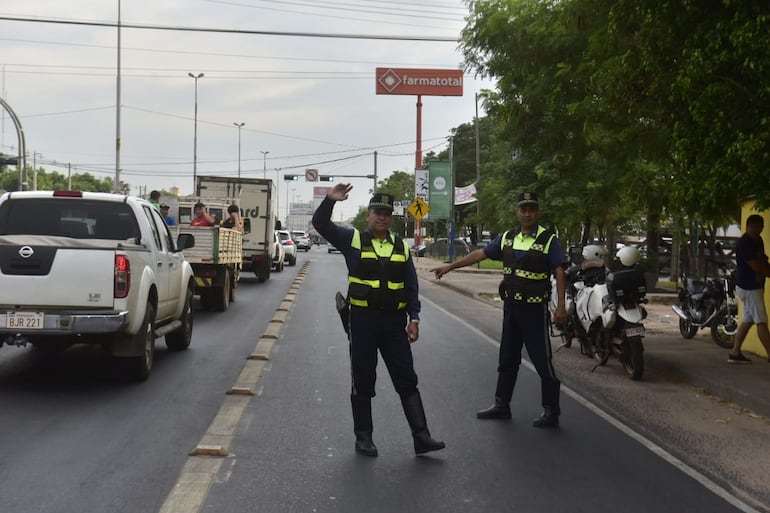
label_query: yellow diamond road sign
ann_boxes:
[407,197,430,220]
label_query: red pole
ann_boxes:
[414,95,423,247]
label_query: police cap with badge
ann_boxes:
[516,191,539,208]
[368,193,395,212]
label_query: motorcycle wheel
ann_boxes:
[678,318,698,339]
[710,305,738,349]
[621,337,644,380]
[591,331,611,365]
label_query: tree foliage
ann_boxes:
[457,0,770,263]
[0,163,117,193]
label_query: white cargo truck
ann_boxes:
[195,176,276,282]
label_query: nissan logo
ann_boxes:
[18,246,34,258]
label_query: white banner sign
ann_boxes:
[454,183,477,205]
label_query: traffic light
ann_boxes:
[0,156,18,166]
[284,174,299,181]
[319,175,334,182]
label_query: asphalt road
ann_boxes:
[0,248,765,513]
[0,260,296,513]
[200,250,756,513]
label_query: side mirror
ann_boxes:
[242,218,251,234]
[177,233,195,251]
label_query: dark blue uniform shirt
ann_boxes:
[312,197,420,321]
[483,226,568,270]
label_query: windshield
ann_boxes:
[0,198,139,240]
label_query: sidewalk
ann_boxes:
[413,256,770,419]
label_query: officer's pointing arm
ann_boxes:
[430,248,487,279]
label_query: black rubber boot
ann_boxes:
[476,372,515,419]
[532,379,560,428]
[351,394,378,457]
[532,406,560,428]
[401,391,445,455]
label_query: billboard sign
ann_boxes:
[428,160,452,219]
[376,68,463,96]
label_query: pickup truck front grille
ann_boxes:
[0,246,57,276]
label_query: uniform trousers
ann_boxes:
[349,307,418,399]
[499,301,560,411]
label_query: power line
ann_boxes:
[204,0,462,22]
[0,37,459,68]
[0,15,458,42]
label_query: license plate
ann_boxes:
[625,325,645,337]
[6,311,44,330]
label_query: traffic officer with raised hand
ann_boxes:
[312,183,445,457]
[431,192,568,428]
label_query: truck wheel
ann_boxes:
[123,303,156,381]
[257,261,271,282]
[229,276,238,302]
[166,286,193,351]
[216,269,230,312]
[200,289,214,310]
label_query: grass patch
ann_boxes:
[476,259,503,270]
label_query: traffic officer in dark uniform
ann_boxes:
[312,183,445,457]
[431,192,568,428]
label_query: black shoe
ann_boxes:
[532,408,559,429]
[354,431,378,457]
[414,433,446,455]
[476,403,512,420]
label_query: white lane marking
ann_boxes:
[421,296,762,513]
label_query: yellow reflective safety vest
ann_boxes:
[347,229,410,310]
[500,226,555,303]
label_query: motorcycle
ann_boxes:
[548,263,582,349]
[573,246,648,380]
[671,262,737,349]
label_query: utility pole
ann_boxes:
[188,72,204,193]
[234,122,245,179]
[261,150,269,178]
[115,0,122,192]
[475,92,481,245]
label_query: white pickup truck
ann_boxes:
[0,190,196,381]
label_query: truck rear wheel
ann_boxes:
[166,286,193,351]
[256,260,271,282]
[122,303,155,381]
[216,269,230,312]
[229,269,238,302]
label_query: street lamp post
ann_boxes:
[260,150,269,178]
[188,72,204,193]
[234,122,245,179]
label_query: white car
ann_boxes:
[291,230,311,251]
[272,231,285,272]
[277,229,297,266]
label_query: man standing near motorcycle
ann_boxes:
[728,214,770,363]
[431,192,568,428]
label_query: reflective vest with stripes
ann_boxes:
[500,226,555,304]
[347,230,410,310]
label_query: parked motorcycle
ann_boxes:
[671,261,737,349]
[574,246,648,380]
[548,263,581,349]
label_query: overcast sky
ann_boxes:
[0,0,491,222]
